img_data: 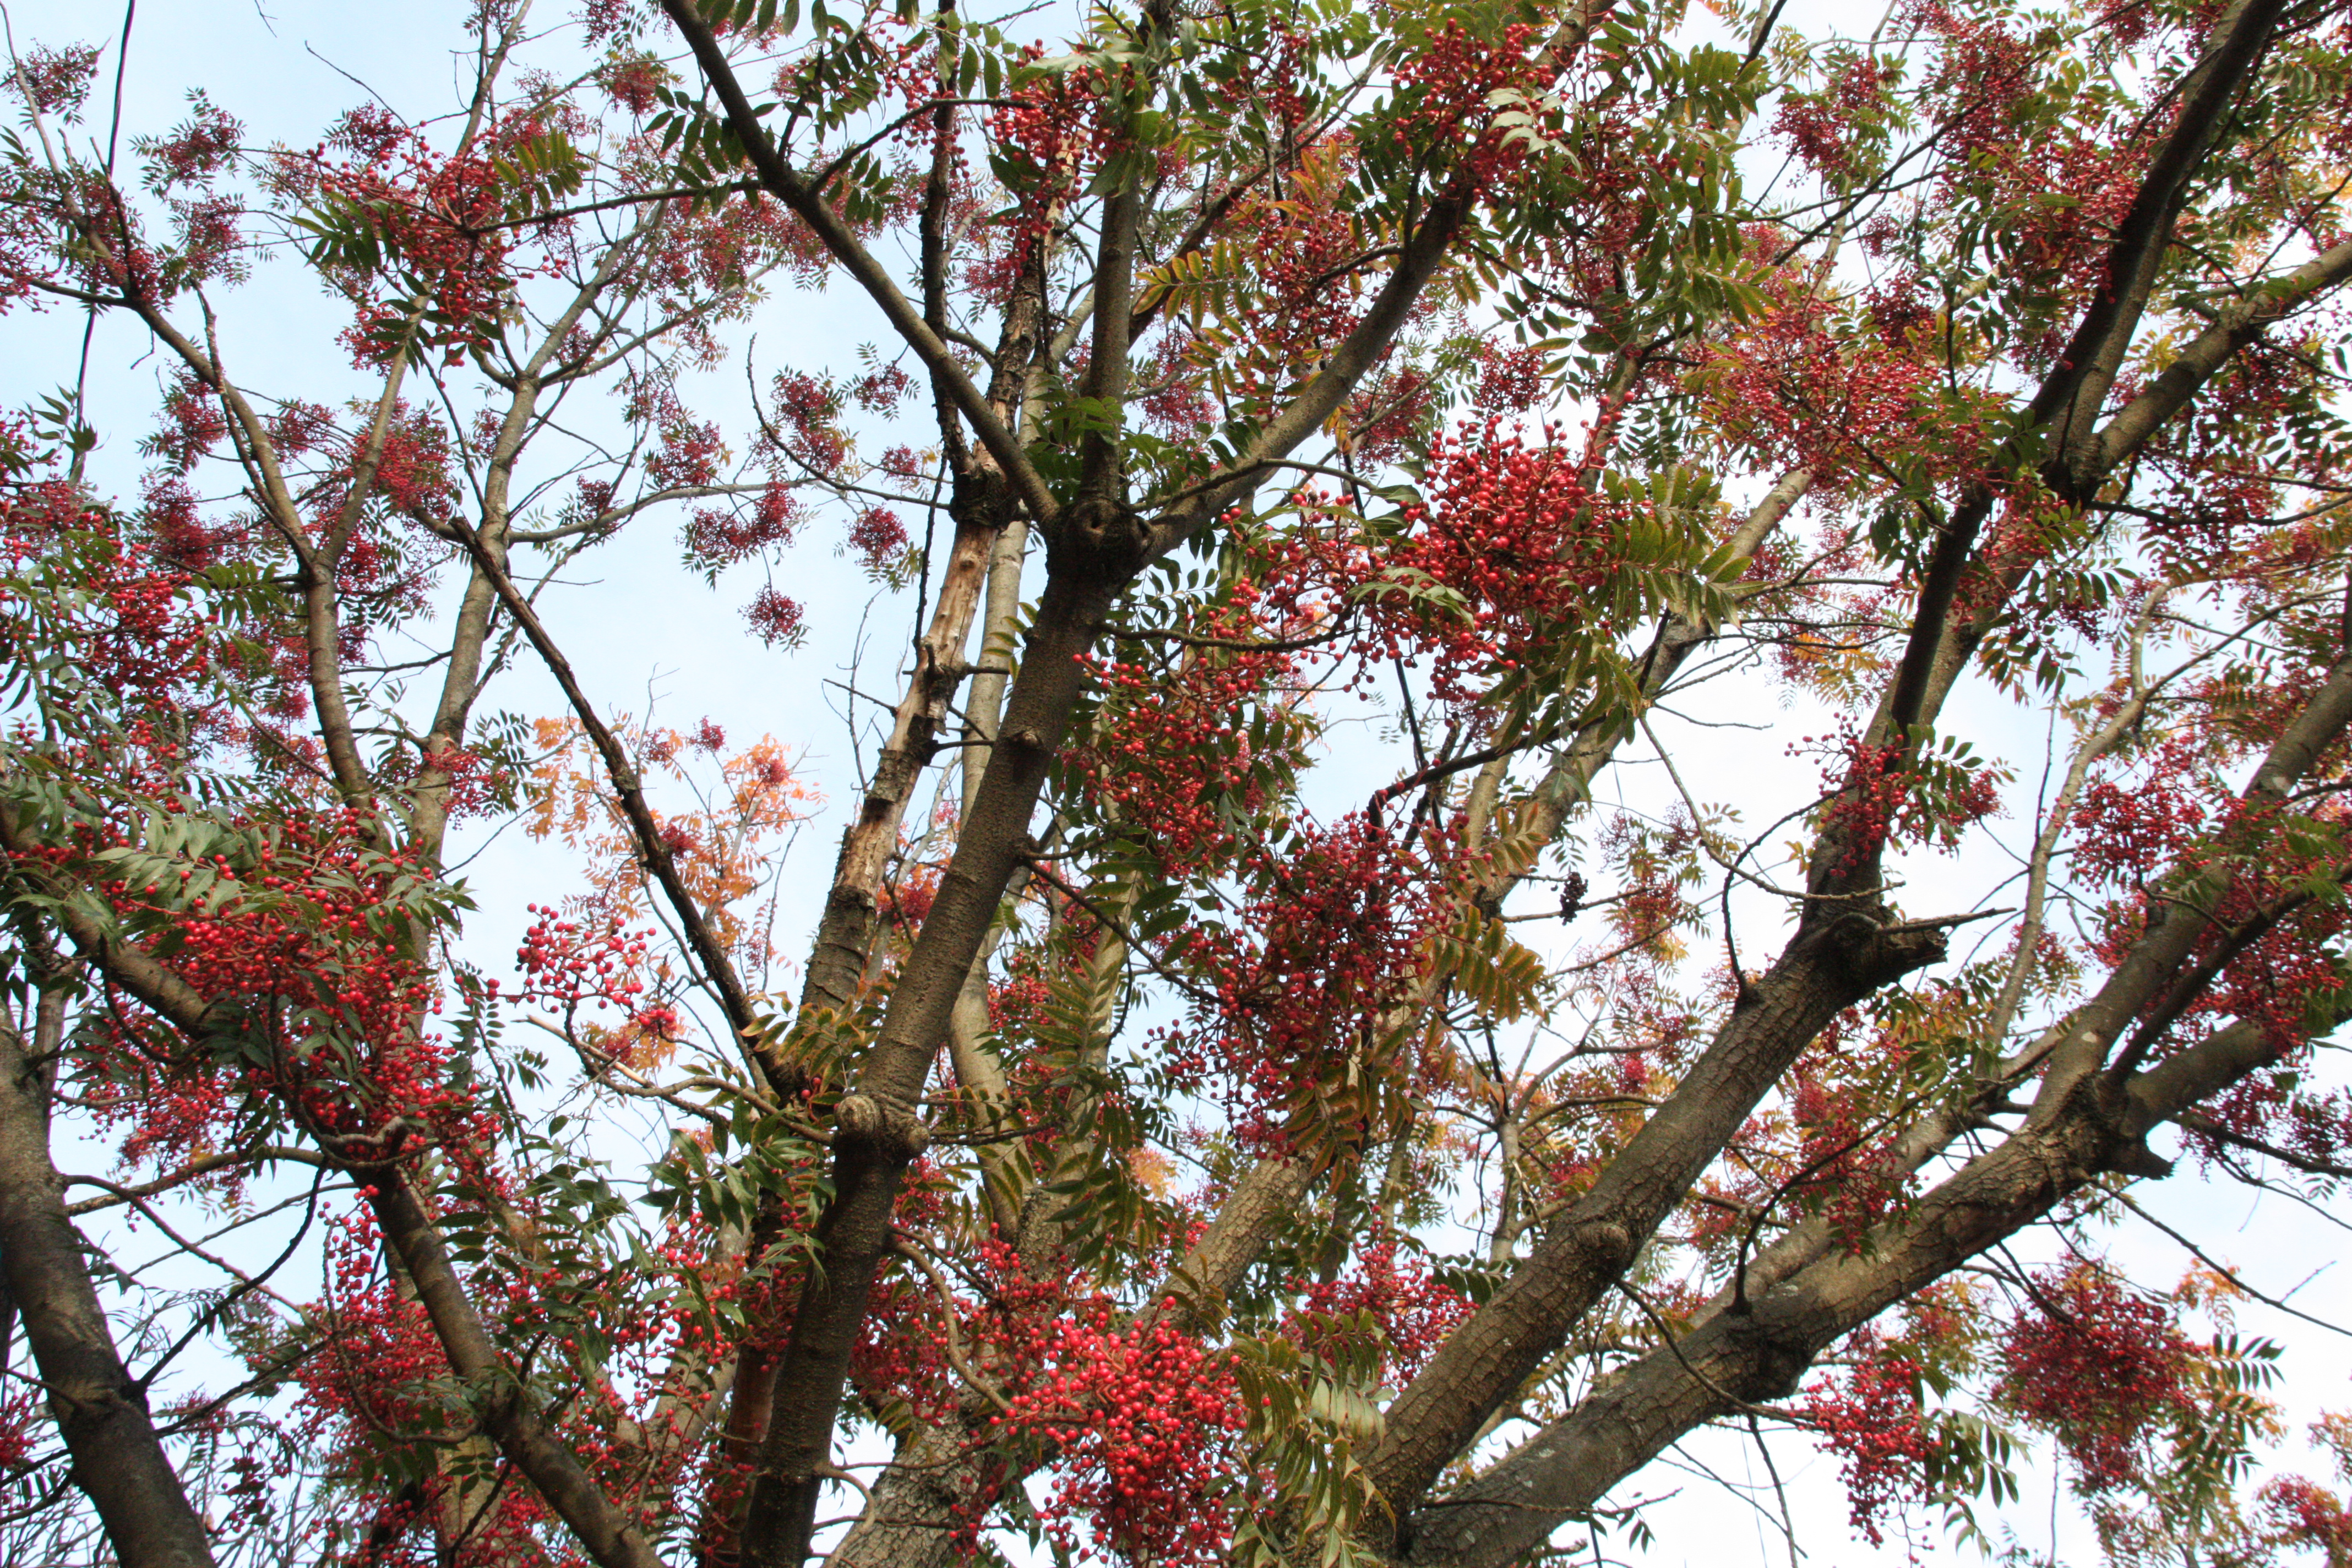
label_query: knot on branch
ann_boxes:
[948,465,1014,531]
[1576,1217,1634,1277]
[2105,1139,2176,1180]
[1052,494,1151,583]
[2072,1072,2177,1180]
[1721,1314,1815,1403]
[834,1091,931,1160]
[1815,910,1949,994]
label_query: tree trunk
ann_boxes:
[0,998,216,1568]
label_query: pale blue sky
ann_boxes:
[0,3,2344,1564]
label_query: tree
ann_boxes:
[0,0,2350,1562]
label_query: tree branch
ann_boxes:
[654,0,1062,530]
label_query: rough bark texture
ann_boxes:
[1395,636,2352,1566]
[801,481,1019,1013]
[737,563,1127,1565]
[0,1006,216,1568]
[1396,1012,2286,1568]
[1,805,663,1568]
[1365,911,1949,1518]
[365,1171,668,1568]
[1358,6,2324,1529]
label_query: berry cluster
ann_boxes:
[299,104,565,363]
[1291,1231,1471,1384]
[515,903,654,1016]
[684,485,801,572]
[1384,19,1551,192]
[1695,258,1953,503]
[1992,1267,2194,1492]
[1069,595,1304,875]
[1801,1326,1932,1545]
[987,1297,1246,1566]
[1771,54,1902,181]
[1167,815,1443,1146]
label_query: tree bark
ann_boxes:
[1364,908,1948,1517]
[1400,622,2352,1565]
[0,1000,216,1568]
[1392,1009,2298,1568]
[736,563,1125,1566]
[1365,11,2335,1514]
[364,1170,668,1568]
